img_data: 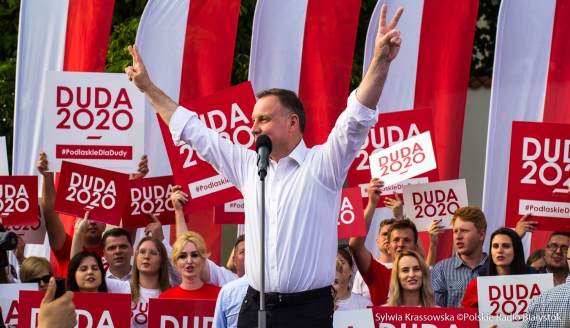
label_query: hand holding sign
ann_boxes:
[515,213,537,239]
[428,220,444,246]
[170,185,187,210]
[144,214,164,241]
[38,277,76,328]
[384,192,403,220]
[129,155,149,180]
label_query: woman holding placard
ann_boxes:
[334,246,373,310]
[385,250,436,307]
[461,228,537,308]
[67,251,108,292]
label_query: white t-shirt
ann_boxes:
[352,261,392,299]
[208,259,238,287]
[106,279,160,328]
[336,292,373,311]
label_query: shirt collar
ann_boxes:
[454,252,488,269]
[282,139,307,166]
[106,266,133,279]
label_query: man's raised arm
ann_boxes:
[37,152,66,251]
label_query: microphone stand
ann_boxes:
[258,166,267,328]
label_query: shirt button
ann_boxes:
[273,198,276,202]
[271,266,275,269]
[273,288,277,291]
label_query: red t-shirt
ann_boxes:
[461,278,479,308]
[159,283,221,300]
[361,252,392,306]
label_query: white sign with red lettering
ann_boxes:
[0,283,38,327]
[477,274,554,328]
[43,71,145,174]
[4,197,46,244]
[333,308,374,328]
[0,136,8,175]
[402,179,468,231]
[369,132,436,187]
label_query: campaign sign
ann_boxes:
[372,306,479,328]
[337,187,366,239]
[147,298,215,328]
[214,199,245,224]
[477,274,553,328]
[0,136,8,175]
[506,121,570,231]
[0,283,37,327]
[18,290,131,328]
[347,108,439,207]
[0,176,38,226]
[402,179,468,232]
[333,308,375,328]
[54,161,130,225]
[158,82,255,214]
[42,71,145,174]
[122,175,176,229]
[4,197,47,244]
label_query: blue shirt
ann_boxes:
[213,276,249,328]
[430,253,488,307]
[521,276,570,328]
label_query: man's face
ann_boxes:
[376,224,392,255]
[453,218,484,257]
[233,241,245,277]
[388,228,417,257]
[83,221,106,241]
[103,235,133,271]
[250,95,294,155]
[544,235,570,271]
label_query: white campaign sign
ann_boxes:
[403,179,468,231]
[477,274,554,328]
[369,132,436,187]
[0,137,8,175]
[4,197,47,244]
[333,308,375,328]
[43,71,145,174]
[0,283,38,327]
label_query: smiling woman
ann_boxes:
[386,250,435,307]
[67,251,107,292]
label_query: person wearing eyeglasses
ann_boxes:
[159,231,221,300]
[19,257,54,291]
[541,232,570,286]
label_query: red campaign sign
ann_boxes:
[158,82,255,215]
[53,161,130,225]
[337,187,366,240]
[347,108,440,208]
[4,198,47,244]
[214,199,245,224]
[148,298,216,328]
[371,306,479,328]
[122,175,176,229]
[506,121,570,231]
[18,290,131,328]
[0,176,38,226]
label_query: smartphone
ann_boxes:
[54,277,66,299]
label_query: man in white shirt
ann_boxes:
[102,228,134,281]
[125,5,403,327]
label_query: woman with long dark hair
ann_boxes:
[67,251,107,292]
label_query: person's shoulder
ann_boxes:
[433,257,457,270]
[220,276,249,292]
[350,292,373,306]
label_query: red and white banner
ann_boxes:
[483,0,570,253]
[403,179,469,232]
[506,122,570,231]
[477,274,554,328]
[337,187,366,240]
[4,197,46,244]
[372,307,479,328]
[214,199,245,225]
[54,161,130,225]
[43,72,145,173]
[147,299,215,328]
[0,176,38,226]
[122,175,176,229]
[0,283,37,327]
[158,82,255,214]
[348,108,439,207]
[18,290,131,328]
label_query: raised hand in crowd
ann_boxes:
[384,191,403,220]
[13,234,26,266]
[70,211,92,259]
[426,220,444,267]
[515,212,537,239]
[130,154,149,180]
[170,185,189,238]
[144,213,164,241]
[38,277,76,328]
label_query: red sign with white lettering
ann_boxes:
[0,176,38,226]
[158,82,255,215]
[122,175,176,229]
[337,187,366,240]
[506,121,570,231]
[347,108,440,208]
[18,290,131,328]
[54,161,130,225]
[4,197,46,244]
[147,298,216,328]
[214,199,245,224]
[371,306,479,327]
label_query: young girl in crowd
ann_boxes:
[461,228,537,308]
[526,249,546,272]
[385,250,435,307]
[335,246,372,311]
[19,257,53,291]
[67,251,107,292]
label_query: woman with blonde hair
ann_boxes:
[159,231,221,299]
[335,246,372,311]
[19,257,54,291]
[386,250,435,307]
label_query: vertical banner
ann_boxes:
[122,175,176,229]
[337,187,366,240]
[0,137,8,175]
[147,299,216,327]
[0,176,38,226]
[0,283,37,327]
[4,197,47,244]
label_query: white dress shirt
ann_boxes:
[170,90,378,293]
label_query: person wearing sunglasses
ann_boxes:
[541,232,570,286]
[19,257,54,291]
[159,231,221,300]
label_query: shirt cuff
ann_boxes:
[348,89,380,128]
[169,106,196,146]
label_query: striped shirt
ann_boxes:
[521,276,570,328]
[430,253,488,308]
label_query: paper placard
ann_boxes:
[337,187,366,239]
[371,306,479,328]
[0,176,38,226]
[477,274,554,328]
[333,308,375,328]
[0,283,38,327]
[4,197,46,244]
[42,71,145,174]
[147,298,216,328]
[369,131,437,188]
[0,136,8,175]
[214,199,245,224]
[122,175,176,229]
[403,179,468,231]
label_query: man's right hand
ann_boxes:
[36,151,52,177]
[515,213,537,239]
[125,45,154,93]
[170,185,188,211]
[38,277,76,328]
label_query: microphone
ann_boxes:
[256,135,272,180]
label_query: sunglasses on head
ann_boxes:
[29,274,52,285]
